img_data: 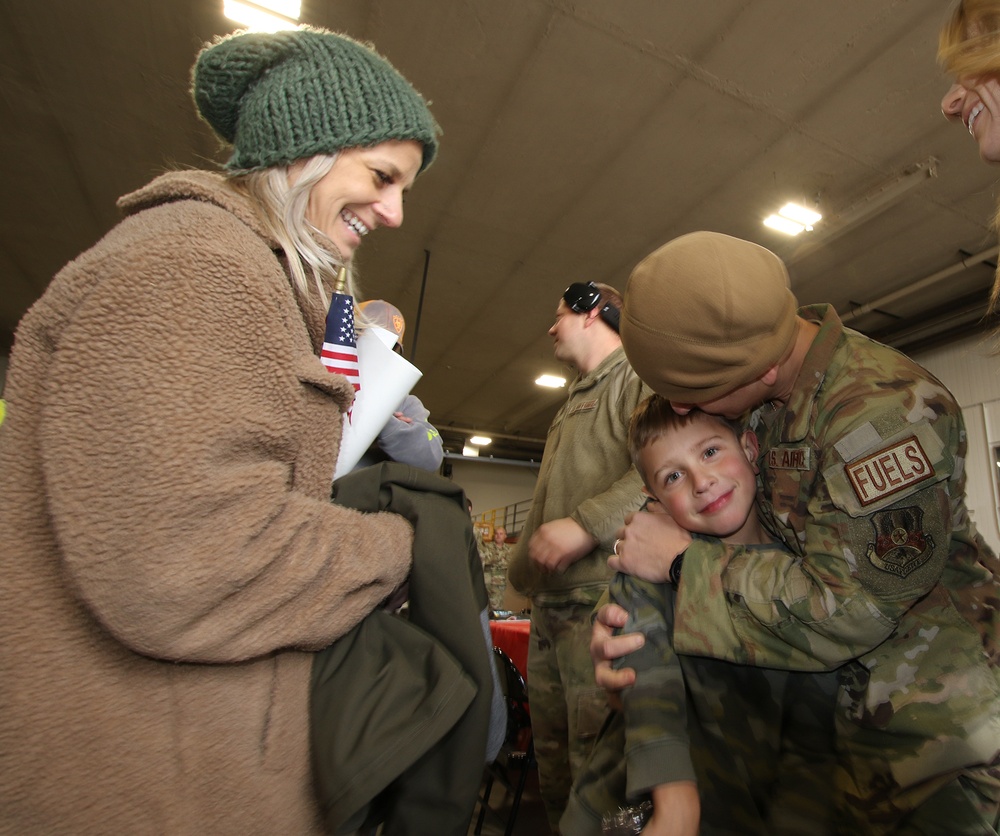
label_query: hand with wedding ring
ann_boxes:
[608,505,690,581]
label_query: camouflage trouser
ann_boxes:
[834,656,1000,834]
[482,560,508,611]
[836,726,1000,832]
[561,710,634,836]
[890,765,1000,835]
[528,601,610,832]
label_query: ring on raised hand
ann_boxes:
[613,538,622,556]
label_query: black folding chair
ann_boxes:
[474,647,536,836]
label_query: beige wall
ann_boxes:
[445,456,538,536]
[912,333,1000,552]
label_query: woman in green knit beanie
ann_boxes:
[193,26,440,302]
[0,25,494,836]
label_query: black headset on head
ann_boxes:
[562,281,621,333]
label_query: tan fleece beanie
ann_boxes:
[621,231,798,403]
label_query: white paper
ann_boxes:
[333,327,423,478]
[369,325,399,350]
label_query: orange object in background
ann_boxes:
[489,619,530,681]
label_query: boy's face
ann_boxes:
[639,415,759,540]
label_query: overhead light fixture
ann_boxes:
[224,0,300,31]
[536,374,567,389]
[469,435,492,446]
[462,444,480,457]
[763,214,807,236]
[763,202,822,237]
[777,203,821,228]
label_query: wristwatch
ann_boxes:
[669,551,685,586]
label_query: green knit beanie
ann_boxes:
[192,27,439,172]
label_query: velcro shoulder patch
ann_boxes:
[865,506,935,578]
[845,437,934,507]
[825,422,949,517]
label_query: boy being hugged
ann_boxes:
[564,396,838,836]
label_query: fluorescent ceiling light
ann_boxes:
[778,202,821,228]
[469,435,492,446]
[256,0,300,15]
[764,201,823,236]
[763,214,806,236]
[536,374,567,388]
[462,444,480,457]
[224,0,300,31]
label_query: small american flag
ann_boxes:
[320,291,361,395]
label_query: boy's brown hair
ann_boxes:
[627,394,745,490]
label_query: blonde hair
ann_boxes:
[228,154,361,308]
[939,0,1000,79]
[939,1,1000,315]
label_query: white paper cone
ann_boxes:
[333,328,423,479]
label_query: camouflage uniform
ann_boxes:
[563,544,839,836]
[508,347,651,829]
[480,540,510,611]
[670,305,1000,834]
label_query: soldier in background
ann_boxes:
[480,526,511,612]
[508,281,651,830]
[595,231,1000,835]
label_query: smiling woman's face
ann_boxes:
[942,75,1000,163]
[290,139,423,260]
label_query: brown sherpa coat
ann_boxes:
[0,171,414,834]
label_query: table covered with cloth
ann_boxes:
[490,618,530,681]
